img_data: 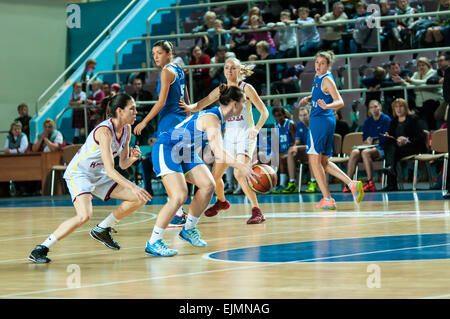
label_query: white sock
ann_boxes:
[280,174,288,187]
[289,179,296,183]
[311,178,316,182]
[149,226,165,245]
[98,213,119,229]
[184,214,199,230]
[42,234,58,249]
[324,197,332,201]
[348,182,353,189]
[175,206,185,217]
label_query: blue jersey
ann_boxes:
[159,106,224,149]
[295,121,308,145]
[276,118,294,154]
[156,63,187,136]
[311,72,335,119]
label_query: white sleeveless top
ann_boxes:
[224,81,254,141]
[64,118,128,179]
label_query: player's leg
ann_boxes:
[204,161,231,217]
[29,194,94,263]
[346,149,362,191]
[179,164,216,246]
[145,172,189,257]
[90,182,147,250]
[361,148,380,192]
[283,146,299,193]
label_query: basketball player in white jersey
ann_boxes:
[28,94,152,263]
[180,57,269,224]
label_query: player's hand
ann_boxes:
[179,98,195,113]
[130,145,141,161]
[298,96,311,107]
[237,161,259,184]
[317,99,327,109]
[133,122,147,135]
[132,185,152,202]
[248,127,259,140]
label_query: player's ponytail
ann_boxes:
[108,93,133,118]
[218,84,244,105]
[224,57,254,80]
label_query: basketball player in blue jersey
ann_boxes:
[134,40,189,227]
[298,51,364,210]
[180,58,269,224]
[143,85,256,256]
[28,94,152,263]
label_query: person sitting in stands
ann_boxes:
[344,100,391,193]
[32,119,64,153]
[4,121,28,154]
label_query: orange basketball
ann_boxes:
[248,164,278,194]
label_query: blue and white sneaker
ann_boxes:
[168,209,187,228]
[145,239,178,257]
[179,227,207,247]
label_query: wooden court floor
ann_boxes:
[0,191,450,299]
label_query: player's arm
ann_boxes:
[96,127,151,201]
[134,68,174,135]
[180,86,220,113]
[245,83,269,133]
[199,114,254,180]
[119,125,141,169]
[319,77,344,110]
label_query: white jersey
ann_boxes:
[224,81,254,140]
[64,118,128,180]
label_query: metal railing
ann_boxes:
[98,46,448,104]
[55,105,99,140]
[115,8,450,82]
[34,0,139,114]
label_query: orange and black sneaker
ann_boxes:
[313,198,337,210]
[204,200,231,217]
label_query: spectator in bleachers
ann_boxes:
[271,107,296,194]
[102,82,113,99]
[32,119,64,153]
[80,59,96,93]
[424,0,450,47]
[210,46,236,89]
[379,0,403,51]
[15,103,32,141]
[404,57,443,129]
[86,80,106,129]
[395,0,419,48]
[189,45,212,100]
[283,106,318,193]
[268,10,298,59]
[69,81,87,143]
[192,11,217,58]
[248,54,258,61]
[361,66,386,107]
[131,77,155,144]
[436,53,450,83]
[240,6,265,29]
[296,7,321,58]
[314,1,348,54]
[245,41,277,94]
[335,109,350,138]
[4,121,28,154]
[111,83,120,96]
[344,100,391,193]
[207,19,231,54]
[381,61,415,117]
[245,15,277,56]
[381,98,426,191]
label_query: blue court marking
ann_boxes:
[0,190,446,208]
[207,233,450,263]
